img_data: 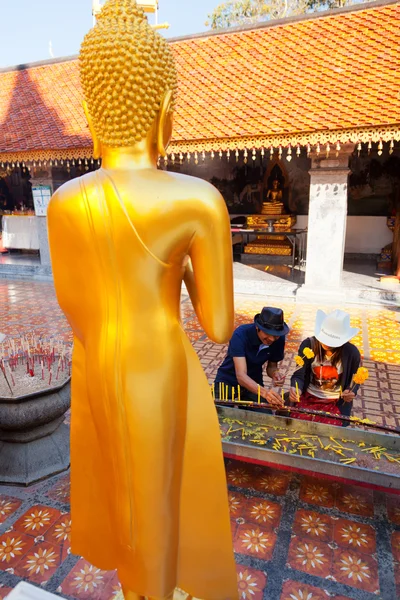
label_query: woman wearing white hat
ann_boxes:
[289,309,361,426]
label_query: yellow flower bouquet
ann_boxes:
[351,366,369,389]
[294,347,315,368]
[303,347,315,359]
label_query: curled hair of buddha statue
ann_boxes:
[79,0,177,148]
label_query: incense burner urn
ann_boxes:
[0,380,70,485]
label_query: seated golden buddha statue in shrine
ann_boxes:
[245,170,296,256]
[47,1,238,599]
[261,178,285,215]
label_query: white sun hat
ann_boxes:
[315,309,359,348]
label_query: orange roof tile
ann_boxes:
[0,1,399,162]
[170,1,400,152]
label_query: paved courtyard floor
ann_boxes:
[0,279,399,599]
[0,459,399,600]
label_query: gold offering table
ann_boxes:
[231,226,306,269]
[244,213,297,256]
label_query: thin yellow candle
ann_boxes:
[211,383,215,399]
[295,381,300,402]
[281,388,285,402]
[219,382,222,400]
[226,384,229,401]
[339,385,342,397]
[238,385,241,401]
[222,383,225,401]
[232,386,235,402]
[257,385,261,404]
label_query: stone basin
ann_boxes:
[0,379,70,485]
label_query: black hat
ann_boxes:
[254,307,289,337]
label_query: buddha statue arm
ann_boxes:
[185,187,234,344]
[47,184,88,343]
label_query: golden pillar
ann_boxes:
[47,1,238,598]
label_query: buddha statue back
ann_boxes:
[47,1,238,599]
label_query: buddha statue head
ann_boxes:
[271,179,280,190]
[80,0,177,157]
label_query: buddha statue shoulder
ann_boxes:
[47,1,238,599]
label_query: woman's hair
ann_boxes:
[80,0,177,147]
[310,336,343,368]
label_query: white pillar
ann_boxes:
[31,171,53,268]
[297,150,352,301]
[36,216,51,266]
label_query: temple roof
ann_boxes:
[0,0,399,162]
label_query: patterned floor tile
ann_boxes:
[44,513,71,552]
[58,558,115,599]
[280,580,331,600]
[299,478,336,508]
[226,463,254,488]
[230,519,238,540]
[228,491,248,520]
[0,279,399,425]
[236,565,266,600]
[287,537,332,578]
[332,548,379,593]
[0,496,22,525]
[292,509,332,542]
[333,518,376,554]
[47,475,70,504]
[387,494,400,525]
[391,530,400,563]
[13,541,62,585]
[13,506,62,538]
[0,532,35,568]
[244,497,282,530]
[234,523,276,560]
[0,282,398,598]
[101,572,122,599]
[250,467,291,497]
[335,485,374,517]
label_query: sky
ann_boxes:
[0,0,219,69]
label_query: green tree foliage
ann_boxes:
[206,0,369,29]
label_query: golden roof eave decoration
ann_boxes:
[0,148,93,167]
[1,3,400,162]
[0,124,400,166]
[167,124,400,155]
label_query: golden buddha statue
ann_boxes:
[47,1,238,599]
[261,178,284,215]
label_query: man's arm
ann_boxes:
[266,362,278,377]
[266,361,285,385]
[266,337,286,385]
[233,357,283,408]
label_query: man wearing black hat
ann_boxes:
[214,307,289,410]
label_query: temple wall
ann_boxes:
[295,215,392,254]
